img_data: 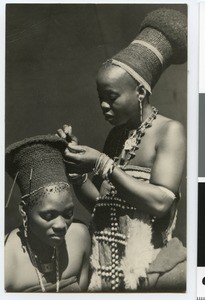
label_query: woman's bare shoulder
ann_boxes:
[5,228,23,282]
[5,228,21,249]
[66,221,91,247]
[69,221,90,234]
[156,115,185,141]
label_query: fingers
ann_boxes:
[57,128,67,139]
[57,125,72,142]
[63,124,72,136]
[64,125,79,144]
[70,134,79,144]
[66,144,86,153]
[64,145,86,163]
[57,124,79,144]
[64,148,82,161]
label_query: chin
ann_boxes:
[49,235,65,247]
[107,119,116,126]
[113,120,127,127]
[107,118,122,126]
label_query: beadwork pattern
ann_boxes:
[89,166,179,291]
[90,167,159,291]
[92,192,138,290]
[89,107,177,291]
[22,182,71,211]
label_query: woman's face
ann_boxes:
[96,64,140,126]
[27,185,74,247]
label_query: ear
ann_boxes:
[136,84,147,99]
[19,202,27,217]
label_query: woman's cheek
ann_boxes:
[29,217,48,235]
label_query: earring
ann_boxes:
[138,96,144,123]
[19,203,28,238]
[22,214,28,238]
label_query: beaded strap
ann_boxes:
[92,193,139,290]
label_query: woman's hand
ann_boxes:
[56,124,78,144]
[64,143,101,173]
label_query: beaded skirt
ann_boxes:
[88,165,178,292]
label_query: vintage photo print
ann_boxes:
[4,2,191,298]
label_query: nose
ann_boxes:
[101,100,110,111]
[52,216,68,234]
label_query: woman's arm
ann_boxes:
[72,179,99,213]
[110,121,186,217]
[76,224,91,291]
[56,125,100,212]
[65,121,185,218]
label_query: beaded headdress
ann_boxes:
[5,135,69,201]
[110,8,187,93]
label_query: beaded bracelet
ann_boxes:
[93,153,116,180]
[68,173,88,185]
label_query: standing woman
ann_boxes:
[58,8,187,292]
[5,135,91,292]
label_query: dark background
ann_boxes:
[5,4,187,245]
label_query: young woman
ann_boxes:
[57,8,187,292]
[5,135,91,292]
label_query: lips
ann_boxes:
[50,234,65,240]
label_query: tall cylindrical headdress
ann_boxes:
[110,8,187,93]
[5,135,69,199]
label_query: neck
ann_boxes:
[27,232,54,262]
[126,103,153,130]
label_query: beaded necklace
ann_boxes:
[26,242,60,292]
[91,106,158,291]
[119,106,158,166]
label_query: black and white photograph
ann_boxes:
[4,3,188,295]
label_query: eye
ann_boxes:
[98,92,119,103]
[40,212,57,221]
[63,209,74,219]
[110,94,118,101]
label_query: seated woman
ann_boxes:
[5,135,91,292]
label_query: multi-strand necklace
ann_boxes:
[26,242,60,292]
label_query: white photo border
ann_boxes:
[0,0,198,299]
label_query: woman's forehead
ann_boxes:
[40,197,73,209]
[98,65,126,80]
[28,183,73,210]
[97,65,137,88]
[41,188,73,203]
